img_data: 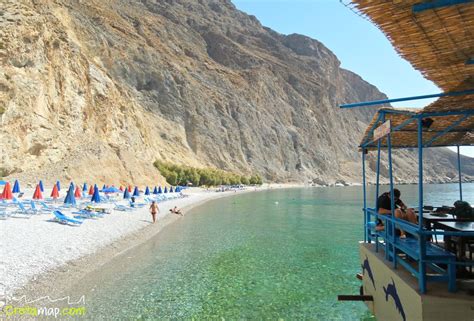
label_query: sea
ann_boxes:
[65,183,473,320]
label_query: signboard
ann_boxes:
[373,120,391,141]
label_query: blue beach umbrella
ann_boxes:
[170,186,174,193]
[164,186,168,193]
[82,183,88,192]
[145,186,150,195]
[158,186,162,194]
[133,186,140,197]
[91,185,101,203]
[64,185,76,205]
[102,184,106,190]
[176,186,181,193]
[153,186,158,195]
[12,180,20,193]
[103,186,120,193]
[39,180,44,192]
[56,180,61,191]
[123,188,130,199]
[69,182,75,189]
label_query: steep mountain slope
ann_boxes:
[0,0,471,185]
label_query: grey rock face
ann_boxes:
[0,0,471,185]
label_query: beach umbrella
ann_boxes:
[88,185,94,195]
[82,183,88,192]
[128,185,132,192]
[176,186,181,193]
[74,186,82,198]
[91,185,101,203]
[119,186,124,191]
[64,185,76,205]
[133,186,140,197]
[1,182,13,200]
[39,180,44,192]
[145,186,150,195]
[123,188,130,199]
[32,184,42,200]
[170,186,174,193]
[56,180,61,191]
[102,184,106,190]
[50,184,59,199]
[103,186,120,193]
[164,186,168,193]
[153,186,158,194]
[12,180,20,193]
[158,186,162,194]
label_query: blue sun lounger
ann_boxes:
[53,211,83,225]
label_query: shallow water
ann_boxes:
[66,184,472,320]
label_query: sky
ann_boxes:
[231,0,473,158]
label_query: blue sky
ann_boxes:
[231,0,473,158]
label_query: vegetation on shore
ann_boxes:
[154,161,263,186]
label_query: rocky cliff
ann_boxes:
[0,0,472,185]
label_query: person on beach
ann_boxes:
[377,188,417,238]
[149,201,159,223]
[170,206,183,216]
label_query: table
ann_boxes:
[436,221,474,274]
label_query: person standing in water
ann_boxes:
[149,201,159,223]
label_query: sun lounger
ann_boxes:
[114,204,134,212]
[14,202,36,216]
[53,211,83,225]
[72,209,104,218]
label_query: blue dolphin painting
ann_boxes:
[383,278,406,321]
[361,256,376,290]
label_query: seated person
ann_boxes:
[376,188,417,238]
[170,206,183,216]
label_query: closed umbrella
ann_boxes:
[153,186,158,194]
[91,185,101,203]
[12,180,20,193]
[74,186,82,198]
[32,184,42,200]
[1,182,13,200]
[133,186,140,197]
[145,186,150,195]
[123,188,130,199]
[50,184,59,199]
[170,186,174,193]
[158,186,162,194]
[88,185,94,195]
[39,180,44,192]
[82,183,88,192]
[56,180,61,191]
[164,186,168,193]
[64,185,76,205]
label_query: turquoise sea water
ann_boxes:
[66,184,472,320]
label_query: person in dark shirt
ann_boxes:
[376,188,417,238]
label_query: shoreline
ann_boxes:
[4,184,303,302]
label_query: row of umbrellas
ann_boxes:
[0,180,183,204]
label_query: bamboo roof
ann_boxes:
[360,108,473,149]
[351,0,473,149]
[350,0,474,94]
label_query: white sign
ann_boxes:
[373,120,391,141]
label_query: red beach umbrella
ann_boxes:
[119,186,124,191]
[50,184,59,199]
[88,185,94,195]
[128,185,132,192]
[1,182,13,200]
[33,184,43,200]
[74,186,82,198]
